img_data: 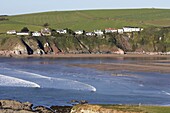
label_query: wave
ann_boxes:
[1,67,12,70]
[17,70,96,91]
[0,74,40,88]
[162,91,170,96]
[1,68,96,92]
[15,70,51,79]
[139,84,144,87]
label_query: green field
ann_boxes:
[104,105,170,113]
[100,105,170,113]
[0,8,170,33]
[72,104,170,113]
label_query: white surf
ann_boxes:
[0,74,40,88]
[0,68,96,92]
[162,91,170,96]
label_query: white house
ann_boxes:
[118,29,124,34]
[123,26,143,32]
[94,30,104,36]
[75,30,84,35]
[56,29,67,34]
[32,31,41,37]
[86,32,96,36]
[16,32,30,36]
[41,28,51,36]
[7,30,16,35]
[105,28,117,33]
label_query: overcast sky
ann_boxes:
[0,0,170,15]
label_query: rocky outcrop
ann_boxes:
[0,109,34,113]
[13,43,28,54]
[0,100,148,113]
[0,50,15,57]
[113,48,125,54]
[44,42,52,54]
[22,38,45,55]
[6,34,170,57]
[0,100,34,113]
[51,44,61,54]
[0,35,126,57]
[50,106,72,113]
[71,104,143,113]
[33,49,45,55]
[43,42,61,54]
[33,106,54,113]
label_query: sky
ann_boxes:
[0,0,170,15]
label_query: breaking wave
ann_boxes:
[0,68,96,92]
[15,70,51,79]
[0,74,40,88]
[162,91,170,96]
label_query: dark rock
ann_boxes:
[0,109,34,113]
[44,42,52,54]
[67,100,79,105]
[0,100,33,111]
[69,100,88,105]
[51,44,60,54]
[0,102,2,109]
[50,106,72,113]
[79,100,88,104]
[33,106,54,113]
[33,49,45,55]
[70,100,79,103]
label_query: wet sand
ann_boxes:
[7,53,170,73]
[14,53,170,59]
[70,62,170,73]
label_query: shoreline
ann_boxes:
[70,62,170,73]
[0,99,170,113]
[2,53,170,59]
[8,53,169,74]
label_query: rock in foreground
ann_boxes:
[50,106,72,113]
[1,99,170,113]
[0,99,34,113]
[71,104,143,113]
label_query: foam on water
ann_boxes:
[162,91,170,96]
[139,84,144,87]
[15,70,51,79]
[1,68,96,92]
[50,77,96,92]
[16,70,96,91]
[0,74,40,88]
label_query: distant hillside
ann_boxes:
[0,8,170,33]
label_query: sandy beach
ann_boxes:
[13,53,170,59]
[3,53,170,73]
[51,54,170,73]
[71,62,170,73]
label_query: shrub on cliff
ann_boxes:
[21,27,29,33]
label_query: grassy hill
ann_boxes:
[0,8,170,33]
[73,104,170,113]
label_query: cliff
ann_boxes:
[0,27,170,57]
[0,35,126,56]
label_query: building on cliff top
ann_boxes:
[32,31,42,37]
[75,30,84,35]
[123,26,143,32]
[41,28,51,36]
[105,28,117,33]
[16,32,30,36]
[7,30,16,35]
[94,30,104,36]
[56,29,67,34]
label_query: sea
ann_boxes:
[0,56,170,107]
